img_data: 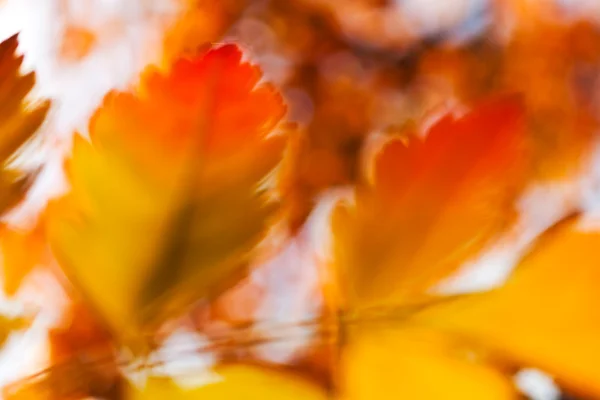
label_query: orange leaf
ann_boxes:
[332,95,527,310]
[0,221,46,296]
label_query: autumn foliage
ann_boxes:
[1,1,600,399]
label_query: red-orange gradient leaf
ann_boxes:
[47,44,287,347]
[332,95,528,310]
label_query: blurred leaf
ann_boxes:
[417,20,600,180]
[412,215,600,399]
[332,95,528,310]
[340,325,516,400]
[0,220,47,297]
[0,34,50,215]
[128,364,328,400]
[47,44,286,348]
[0,312,30,349]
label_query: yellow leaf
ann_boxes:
[340,325,516,400]
[414,215,600,398]
[128,364,327,400]
[47,44,286,347]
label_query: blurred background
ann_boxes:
[0,0,600,399]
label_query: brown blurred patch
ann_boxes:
[162,0,248,63]
[11,302,124,400]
